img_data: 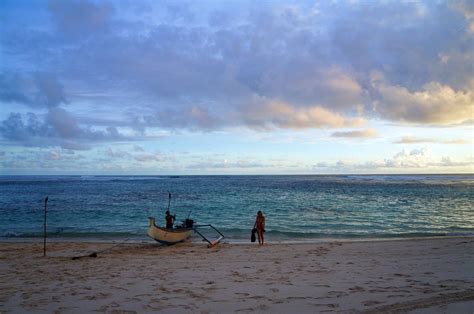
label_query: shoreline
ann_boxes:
[1,237,473,313]
[1,234,473,244]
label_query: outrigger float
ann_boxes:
[147,194,224,247]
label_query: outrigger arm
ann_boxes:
[193,224,225,247]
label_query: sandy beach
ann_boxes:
[1,237,473,313]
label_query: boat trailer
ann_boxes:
[193,224,225,247]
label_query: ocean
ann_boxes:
[1,175,473,242]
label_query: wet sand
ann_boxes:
[1,237,473,313]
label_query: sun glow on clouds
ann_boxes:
[394,136,470,145]
[0,0,473,174]
[331,128,378,138]
[374,81,474,125]
[243,102,366,130]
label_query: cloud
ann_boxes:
[449,0,474,33]
[134,153,167,162]
[394,136,470,144]
[242,101,365,130]
[0,0,472,155]
[33,73,68,107]
[0,109,132,150]
[313,148,474,171]
[105,147,130,159]
[385,148,432,168]
[331,2,473,91]
[186,159,265,170]
[1,148,86,171]
[47,107,83,139]
[0,72,67,108]
[141,105,225,131]
[373,81,474,125]
[331,128,378,138]
[48,151,61,161]
[48,0,114,38]
[0,112,49,142]
[103,146,172,163]
[60,141,91,151]
[438,156,473,167]
[236,63,366,111]
[133,145,144,152]
[0,73,32,105]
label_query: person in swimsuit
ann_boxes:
[165,210,175,229]
[254,210,266,245]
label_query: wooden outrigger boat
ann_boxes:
[147,193,225,247]
[147,217,225,247]
[147,217,193,245]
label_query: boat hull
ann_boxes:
[147,217,192,245]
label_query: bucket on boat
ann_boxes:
[185,219,194,228]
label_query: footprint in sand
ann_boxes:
[327,291,347,298]
[387,294,406,298]
[348,286,366,292]
[393,273,411,278]
[326,303,339,308]
[363,300,382,306]
[158,286,168,292]
[110,310,137,314]
[236,307,255,312]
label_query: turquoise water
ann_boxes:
[0,175,473,241]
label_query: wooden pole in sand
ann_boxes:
[43,196,48,257]
[167,192,171,212]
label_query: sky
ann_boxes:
[0,0,473,175]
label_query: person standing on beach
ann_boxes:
[254,211,265,245]
[165,210,175,229]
